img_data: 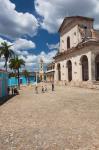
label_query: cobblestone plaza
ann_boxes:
[0,85,99,149]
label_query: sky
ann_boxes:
[0,0,99,71]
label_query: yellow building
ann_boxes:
[39,58,44,81]
[46,62,55,82]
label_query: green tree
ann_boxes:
[0,42,14,71]
[9,56,25,88]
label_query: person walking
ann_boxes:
[12,87,14,95]
[35,85,38,94]
[7,87,10,95]
[42,86,44,93]
[52,82,54,91]
[45,85,47,92]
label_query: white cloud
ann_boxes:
[0,37,57,71]
[0,37,36,55]
[0,0,39,39]
[35,0,99,33]
[0,37,12,45]
[25,55,37,63]
[0,37,36,69]
[13,38,36,51]
[36,50,57,65]
[25,50,56,65]
[17,50,57,71]
[0,61,5,69]
[46,42,59,50]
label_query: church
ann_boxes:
[53,16,99,88]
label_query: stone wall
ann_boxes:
[60,25,82,52]
[54,46,99,89]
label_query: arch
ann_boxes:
[57,63,61,81]
[67,60,72,82]
[81,55,89,81]
[67,36,70,49]
[95,54,99,81]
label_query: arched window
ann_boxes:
[67,36,70,49]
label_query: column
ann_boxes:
[79,59,82,81]
[65,62,68,81]
[88,52,96,81]
[91,52,96,80]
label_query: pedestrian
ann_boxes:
[14,87,19,95]
[8,87,10,95]
[35,85,38,94]
[45,85,47,92]
[42,86,44,93]
[12,87,14,95]
[52,82,54,91]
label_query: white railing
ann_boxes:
[46,69,55,73]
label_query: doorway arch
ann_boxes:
[95,54,99,81]
[57,63,61,81]
[81,55,89,81]
[67,60,72,82]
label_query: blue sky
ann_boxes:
[0,0,99,71]
[11,0,59,54]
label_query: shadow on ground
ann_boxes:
[0,95,17,106]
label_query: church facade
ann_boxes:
[54,16,99,88]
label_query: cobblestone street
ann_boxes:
[0,85,99,150]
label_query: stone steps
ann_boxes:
[92,81,99,85]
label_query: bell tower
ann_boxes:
[39,58,44,81]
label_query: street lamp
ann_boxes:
[34,67,38,85]
[36,70,37,85]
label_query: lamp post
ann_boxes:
[34,67,38,85]
[36,70,37,85]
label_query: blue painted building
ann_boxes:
[8,75,36,87]
[0,70,8,98]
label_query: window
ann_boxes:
[67,36,70,49]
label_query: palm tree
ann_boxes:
[0,41,14,71]
[9,56,25,88]
[22,70,30,84]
